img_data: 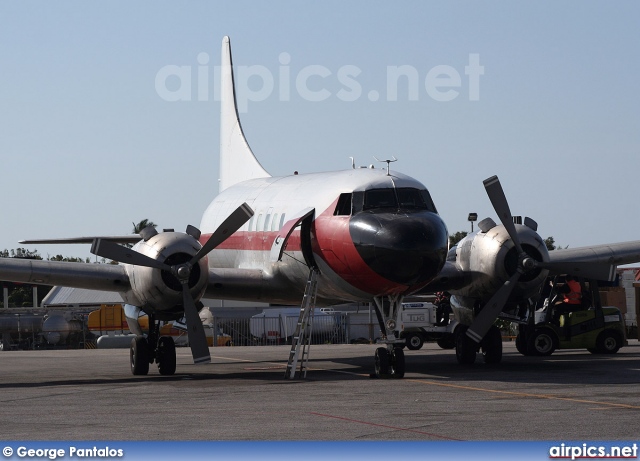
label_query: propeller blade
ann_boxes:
[91,239,170,271]
[483,176,524,255]
[190,202,254,264]
[537,260,616,282]
[466,271,521,343]
[181,281,211,365]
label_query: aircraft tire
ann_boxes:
[596,330,622,354]
[455,328,477,365]
[528,329,556,356]
[374,347,391,378]
[436,335,456,350]
[405,334,424,350]
[391,347,405,378]
[481,325,502,364]
[515,333,531,355]
[130,336,150,376]
[157,336,177,376]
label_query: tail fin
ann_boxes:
[219,36,271,193]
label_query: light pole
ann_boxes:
[468,213,478,233]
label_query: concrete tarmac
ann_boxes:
[1,340,639,441]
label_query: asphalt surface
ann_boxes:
[1,340,639,441]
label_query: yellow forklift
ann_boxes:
[516,275,627,356]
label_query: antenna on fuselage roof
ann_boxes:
[349,157,355,169]
[373,156,397,175]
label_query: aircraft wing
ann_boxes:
[0,257,130,292]
[546,240,640,267]
[418,261,469,293]
[19,236,142,245]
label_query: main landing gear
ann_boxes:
[454,324,502,365]
[130,314,177,376]
[371,295,406,378]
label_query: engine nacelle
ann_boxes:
[124,232,209,320]
[449,221,549,307]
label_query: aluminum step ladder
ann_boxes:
[284,268,319,379]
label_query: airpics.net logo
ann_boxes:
[154,52,484,112]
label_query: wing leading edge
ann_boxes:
[0,258,130,292]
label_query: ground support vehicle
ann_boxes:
[516,276,627,356]
[398,302,458,350]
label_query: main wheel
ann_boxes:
[596,330,622,354]
[374,347,390,377]
[390,347,405,379]
[528,329,556,356]
[455,328,477,365]
[157,336,177,375]
[436,335,456,350]
[130,336,150,376]
[405,334,424,350]
[481,325,502,364]
[515,333,529,355]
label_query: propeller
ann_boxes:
[466,176,615,344]
[91,203,254,364]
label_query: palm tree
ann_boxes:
[132,219,157,235]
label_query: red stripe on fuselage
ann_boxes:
[201,203,412,297]
[201,231,301,252]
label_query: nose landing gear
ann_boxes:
[371,295,407,378]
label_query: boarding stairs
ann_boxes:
[284,268,319,379]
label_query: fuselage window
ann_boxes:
[271,213,279,231]
[256,213,264,231]
[248,216,255,231]
[334,193,352,216]
[264,213,272,232]
[279,214,286,230]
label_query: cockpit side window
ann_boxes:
[334,193,352,216]
[420,189,437,213]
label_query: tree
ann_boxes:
[48,255,90,263]
[544,236,568,251]
[132,219,157,235]
[449,231,468,248]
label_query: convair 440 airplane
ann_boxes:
[3,37,640,378]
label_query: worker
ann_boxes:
[435,291,452,326]
[561,276,582,307]
[551,276,582,327]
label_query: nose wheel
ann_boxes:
[374,346,405,378]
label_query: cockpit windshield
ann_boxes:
[358,188,437,213]
[336,187,438,215]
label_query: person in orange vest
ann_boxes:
[552,276,583,323]
[561,276,582,306]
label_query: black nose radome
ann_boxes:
[349,210,448,286]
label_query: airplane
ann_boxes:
[2,36,640,378]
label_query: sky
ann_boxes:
[1,1,639,260]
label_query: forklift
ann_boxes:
[516,275,627,356]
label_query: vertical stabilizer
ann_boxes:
[219,36,271,192]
